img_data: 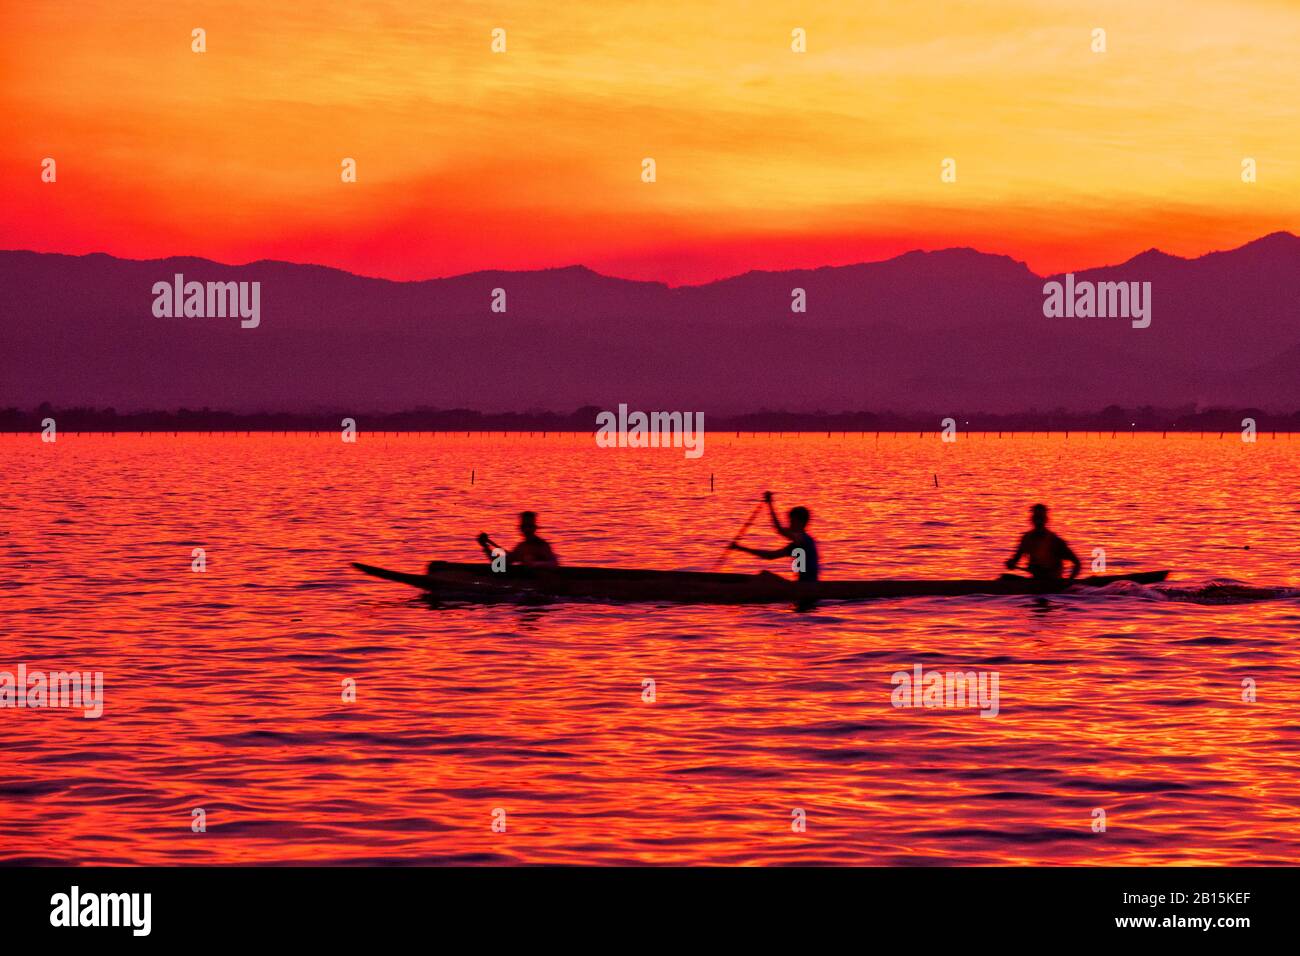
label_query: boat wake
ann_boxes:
[1147,579,1300,605]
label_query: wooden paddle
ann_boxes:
[712,498,766,571]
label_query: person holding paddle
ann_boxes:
[1006,503,1079,583]
[478,511,559,568]
[727,492,820,582]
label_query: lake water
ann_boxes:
[2,432,1297,864]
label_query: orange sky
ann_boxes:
[1,0,1297,284]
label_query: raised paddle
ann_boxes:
[712,497,767,571]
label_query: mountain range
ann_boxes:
[2,234,1297,413]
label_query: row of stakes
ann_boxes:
[11,431,1288,496]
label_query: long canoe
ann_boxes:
[352,561,1169,604]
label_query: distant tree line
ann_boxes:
[2,403,1297,432]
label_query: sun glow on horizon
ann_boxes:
[2,0,1298,284]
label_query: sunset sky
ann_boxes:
[2,0,1297,284]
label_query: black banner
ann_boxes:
[0,866,1283,943]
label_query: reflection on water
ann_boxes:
[1,433,1297,864]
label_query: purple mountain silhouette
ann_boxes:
[2,234,1297,413]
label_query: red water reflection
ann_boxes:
[1,433,1297,864]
